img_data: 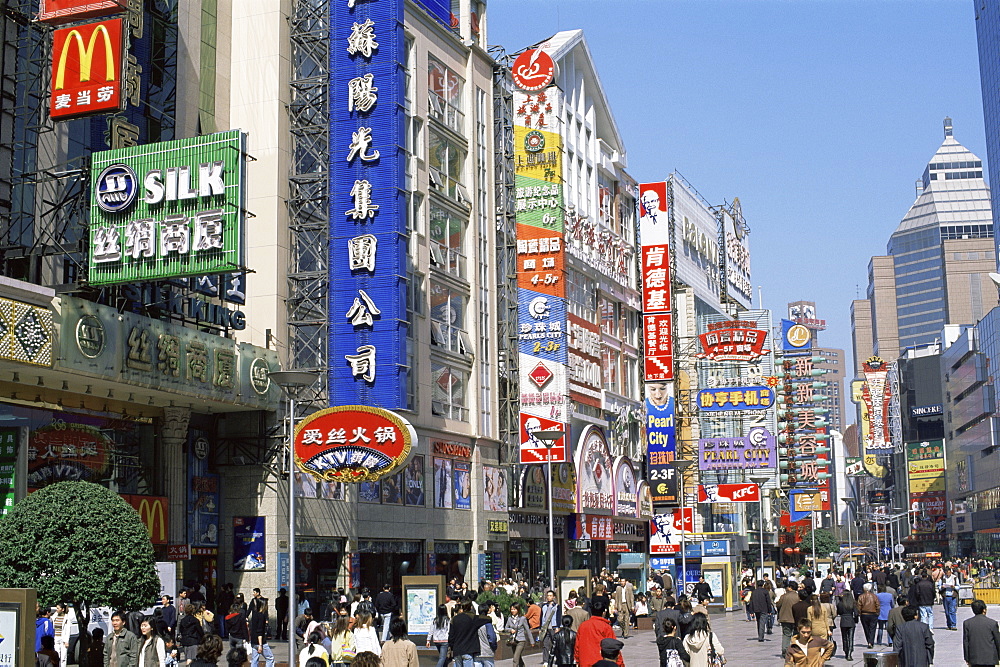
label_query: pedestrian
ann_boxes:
[574,600,617,667]
[549,616,576,667]
[805,594,832,641]
[692,577,713,605]
[327,614,355,667]
[539,590,562,663]
[294,609,313,651]
[51,603,71,667]
[159,598,176,640]
[876,584,894,646]
[36,607,54,653]
[37,635,61,667]
[88,629,106,667]
[448,600,484,667]
[298,632,329,667]
[275,589,290,641]
[104,611,140,667]
[177,604,203,661]
[963,599,1000,667]
[613,577,634,638]
[352,613,380,657]
[857,583,880,649]
[137,618,166,667]
[248,596,275,667]
[675,598,694,639]
[503,602,533,667]
[655,618,688,667]
[425,605,450,667]
[186,636,223,667]
[940,567,960,631]
[740,577,755,622]
[593,638,624,667]
[381,618,418,667]
[777,580,800,658]
[374,585,397,643]
[653,598,680,641]
[886,594,909,646]
[682,613,723,667]
[909,571,936,630]
[748,580,771,642]
[836,590,858,661]
[895,605,934,667]
[225,602,249,650]
[473,606,498,667]
[783,619,835,667]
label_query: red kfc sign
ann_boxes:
[50,18,124,120]
[577,514,614,540]
[649,508,693,554]
[38,0,126,24]
[519,413,566,464]
[698,483,760,503]
[643,313,673,381]
[641,245,671,312]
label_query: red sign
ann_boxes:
[120,494,169,545]
[294,406,416,483]
[38,0,126,24]
[50,18,124,120]
[167,544,189,561]
[577,514,614,540]
[697,325,768,361]
[512,49,555,91]
[698,483,759,503]
[518,412,566,464]
[527,361,553,389]
[643,313,674,381]
[649,508,693,554]
[640,245,671,312]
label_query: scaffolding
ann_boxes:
[489,47,519,467]
[286,0,330,413]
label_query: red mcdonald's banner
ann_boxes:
[38,0,127,25]
[121,494,169,545]
[49,18,124,120]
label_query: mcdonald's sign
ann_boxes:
[121,494,169,545]
[39,0,127,25]
[49,18,124,120]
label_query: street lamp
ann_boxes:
[841,497,856,574]
[750,476,769,579]
[673,460,695,598]
[268,369,319,665]
[533,429,563,592]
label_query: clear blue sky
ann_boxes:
[489,0,988,376]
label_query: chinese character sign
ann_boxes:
[906,440,946,535]
[862,356,893,450]
[697,325,768,361]
[696,386,775,411]
[638,186,674,382]
[697,426,776,471]
[330,0,408,408]
[0,428,18,516]
[50,18,124,119]
[294,405,416,483]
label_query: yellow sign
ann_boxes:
[0,298,55,367]
[55,24,116,90]
[786,324,811,348]
[908,459,945,476]
[909,476,945,494]
[793,492,822,512]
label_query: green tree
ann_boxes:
[800,527,840,560]
[0,481,160,610]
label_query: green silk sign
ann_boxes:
[87,130,247,286]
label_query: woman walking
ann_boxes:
[381,618,418,667]
[682,613,725,667]
[298,632,329,667]
[504,603,534,667]
[836,590,858,661]
[352,613,380,657]
[425,605,450,667]
[327,615,355,667]
[139,618,167,667]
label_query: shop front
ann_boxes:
[508,511,564,582]
[574,425,614,574]
[358,539,424,593]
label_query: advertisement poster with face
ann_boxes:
[454,461,471,510]
[522,465,547,509]
[576,425,613,513]
[405,455,425,506]
[639,181,669,246]
[382,471,403,505]
[551,462,577,513]
[613,457,638,518]
[359,481,380,503]
[484,466,508,512]
[434,457,452,509]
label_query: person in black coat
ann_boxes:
[836,591,859,661]
[550,616,576,667]
[963,599,1000,667]
[748,581,772,643]
[448,601,486,662]
[177,605,204,660]
[655,618,689,667]
[895,606,934,667]
[653,599,680,640]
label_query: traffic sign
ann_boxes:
[894,543,905,554]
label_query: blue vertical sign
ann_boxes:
[329,0,408,409]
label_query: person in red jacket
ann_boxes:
[573,600,624,667]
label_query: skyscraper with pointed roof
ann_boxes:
[852,119,998,367]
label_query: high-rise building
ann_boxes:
[853,119,998,368]
[976,0,1000,264]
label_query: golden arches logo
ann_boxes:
[54,23,115,90]
[137,497,167,543]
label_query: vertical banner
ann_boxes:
[329,0,408,408]
[906,440,946,536]
[233,516,266,571]
[646,384,677,504]
[638,182,673,382]
[862,356,893,450]
[453,461,471,510]
[0,428,18,515]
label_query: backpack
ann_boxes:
[358,599,376,617]
[662,648,684,667]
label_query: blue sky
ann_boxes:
[489,0,988,375]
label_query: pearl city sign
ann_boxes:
[87,130,248,286]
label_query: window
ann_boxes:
[603,348,620,395]
[428,57,464,133]
[430,282,472,355]
[430,203,467,279]
[431,361,469,421]
[429,131,468,203]
[407,271,425,324]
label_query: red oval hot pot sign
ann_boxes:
[294,406,416,483]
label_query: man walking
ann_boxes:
[104,612,139,667]
[574,600,620,667]
[963,599,1000,667]
[448,601,484,667]
[539,590,562,664]
[776,581,800,658]
[612,577,634,639]
[748,580,772,643]
[896,605,934,667]
[375,584,397,642]
[909,571,937,631]
[275,589,289,640]
[940,567,960,631]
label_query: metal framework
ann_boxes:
[489,48,519,467]
[286,0,330,412]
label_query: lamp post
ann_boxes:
[841,497,856,574]
[268,370,319,666]
[533,429,564,592]
[673,460,695,598]
[751,476,769,579]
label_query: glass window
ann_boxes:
[431,361,469,421]
[429,131,468,204]
[430,282,472,356]
[428,57,464,133]
[430,203,468,279]
[603,347,619,394]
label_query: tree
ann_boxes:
[0,481,160,610]
[800,527,840,561]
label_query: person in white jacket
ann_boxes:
[353,613,381,657]
[682,613,725,667]
[53,603,72,667]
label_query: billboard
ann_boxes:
[639,182,674,382]
[861,356,893,450]
[120,494,168,545]
[517,288,567,364]
[644,313,674,381]
[697,385,775,411]
[721,202,752,309]
[638,182,669,246]
[698,483,760,503]
[50,18,124,120]
[613,457,638,518]
[0,429,17,516]
[646,383,677,504]
[232,516,266,571]
[907,440,946,535]
[518,412,566,464]
[697,426,776,470]
[39,0,126,24]
[649,508,693,554]
[576,425,613,513]
[670,177,723,305]
[697,321,768,361]
[88,130,248,285]
[330,0,408,408]
[781,319,812,351]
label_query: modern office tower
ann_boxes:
[976,0,1000,265]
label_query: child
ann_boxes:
[163,637,179,667]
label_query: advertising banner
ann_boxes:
[484,465,508,512]
[453,461,471,510]
[844,457,865,477]
[648,463,679,505]
[518,412,566,464]
[50,18,124,119]
[232,516,266,571]
[120,494,169,545]
[697,386,774,411]
[698,426,776,470]
[649,508,693,554]
[645,385,678,504]
[88,131,248,286]
[521,465,547,510]
[781,319,812,351]
[640,245,671,313]
[433,457,452,509]
[697,321,768,361]
[576,426,613,513]
[330,0,408,408]
[643,313,674,381]
[518,288,567,364]
[519,358,568,420]
[638,182,669,246]
[907,440,946,535]
[567,314,602,404]
[0,428,17,516]
[697,483,760,503]
[551,462,577,513]
[614,457,638,518]
[722,204,752,309]
[575,514,614,540]
[404,455,425,506]
[861,356,893,450]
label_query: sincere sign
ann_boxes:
[294,405,415,483]
[88,131,248,285]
